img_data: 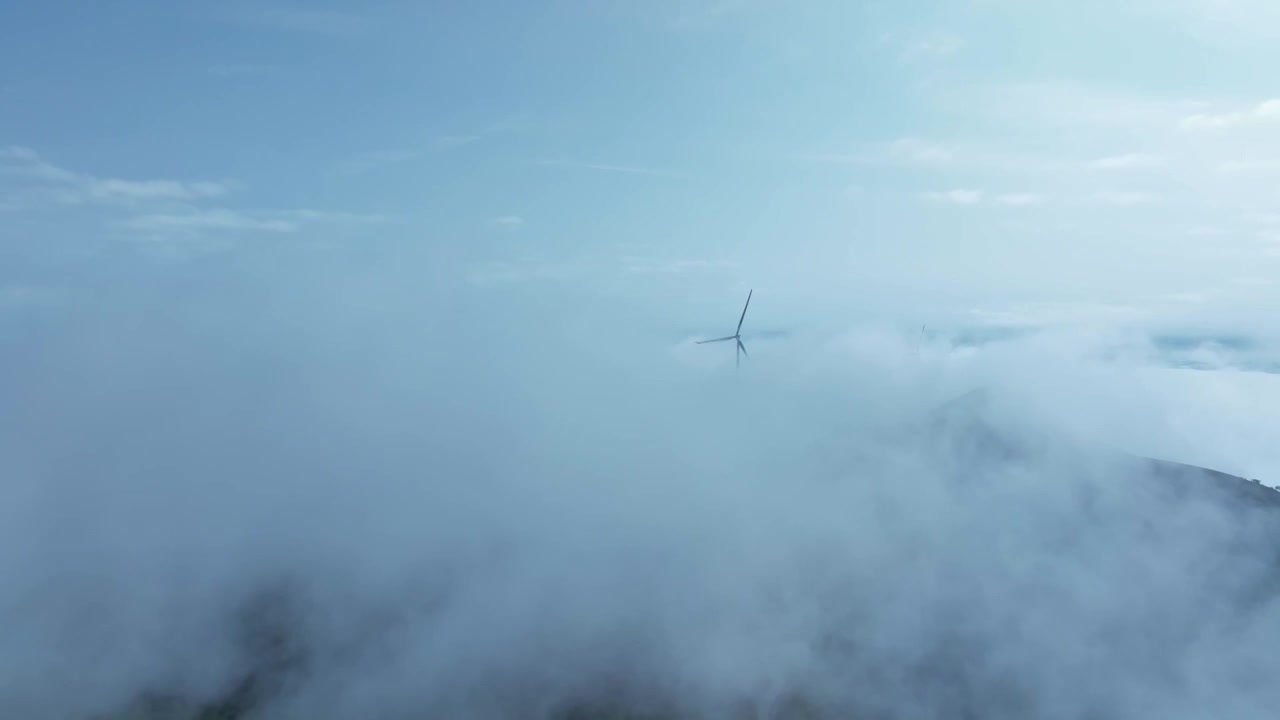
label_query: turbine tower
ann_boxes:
[696,289,752,368]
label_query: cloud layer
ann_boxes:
[3,243,1280,719]
[0,147,385,244]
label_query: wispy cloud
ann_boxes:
[342,121,520,174]
[1155,290,1211,305]
[1180,99,1280,130]
[890,138,954,164]
[284,209,387,224]
[877,30,965,61]
[126,209,298,234]
[912,82,1280,243]
[967,300,1149,327]
[1,146,230,203]
[995,192,1044,207]
[464,259,594,287]
[921,189,1043,207]
[790,139,957,168]
[622,256,735,274]
[205,63,284,78]
[0,145,79,183]
[433,135,482,150]
[536,160,681,177]
[4,146,383,243]
[1090,153,1164,170]
[1151,0,1280,41]
[491,215,525,228]
[125,208,386,236]
[902,34,965,59]
[223,6,373,36]
[787,151,864,164]
[670,0,753,30]
[1094,191,1158,206]
[1217,158,1280,174]
[964,82,1206,132]
[803,137,1067,177]
[89,178,228,201]
[341,148,425,175]
[1186,226,1226,237]
[924,189,983,205]
[432,119,525,150]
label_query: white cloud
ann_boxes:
[537,160,681,177]
[283,209,387,225]
[126,208,386,236]
[88,178,228,201]
[1146,0,1280,41]
[1155,291,1210,304]
[923,188,1047,208]
[670,0,753,30]
[1243,211,1280,226]
[902,34,965,59]
[966,301,1150,328]
[205,63,282,78]
[434,135,481,150]
[1,145,77,183]
[817,137,1068,177]
[995,192,1044,206]
[876,84,1280,260]
[492,215,525,228]
[1180,99,1280,130]
[890,138,954,164]
[464,259,593,286]
[787,151,864,164]
[343,122,516,174]
[4,146,382,242]
[1232,276,1271,287]
[1186,226,1226,237]
[341,148,423,174]
[796,139,963,168]
[1094,191,1158,206]
[1,146,229,204]
[962,82,1206,132]
[225,6,373,35]
[878,30,965,61]
[924,189,983,205]
[622,256,734,274]
[1091,153,1164,170]
[126,209,298,234]
[1217,158,1280,174]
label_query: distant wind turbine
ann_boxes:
[696,289,753,368]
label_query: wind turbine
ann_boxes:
[696,289,753,368]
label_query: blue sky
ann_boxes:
[4,0,1280,333]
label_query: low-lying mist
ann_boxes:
[2,244,1279,719]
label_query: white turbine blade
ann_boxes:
[737,338,748,359]
[735,289,753,336]
[696,335,737,344]
[736,342,740,369]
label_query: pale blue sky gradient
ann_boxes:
[4,0,1280,333]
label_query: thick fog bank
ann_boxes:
[2,249,1279,719]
